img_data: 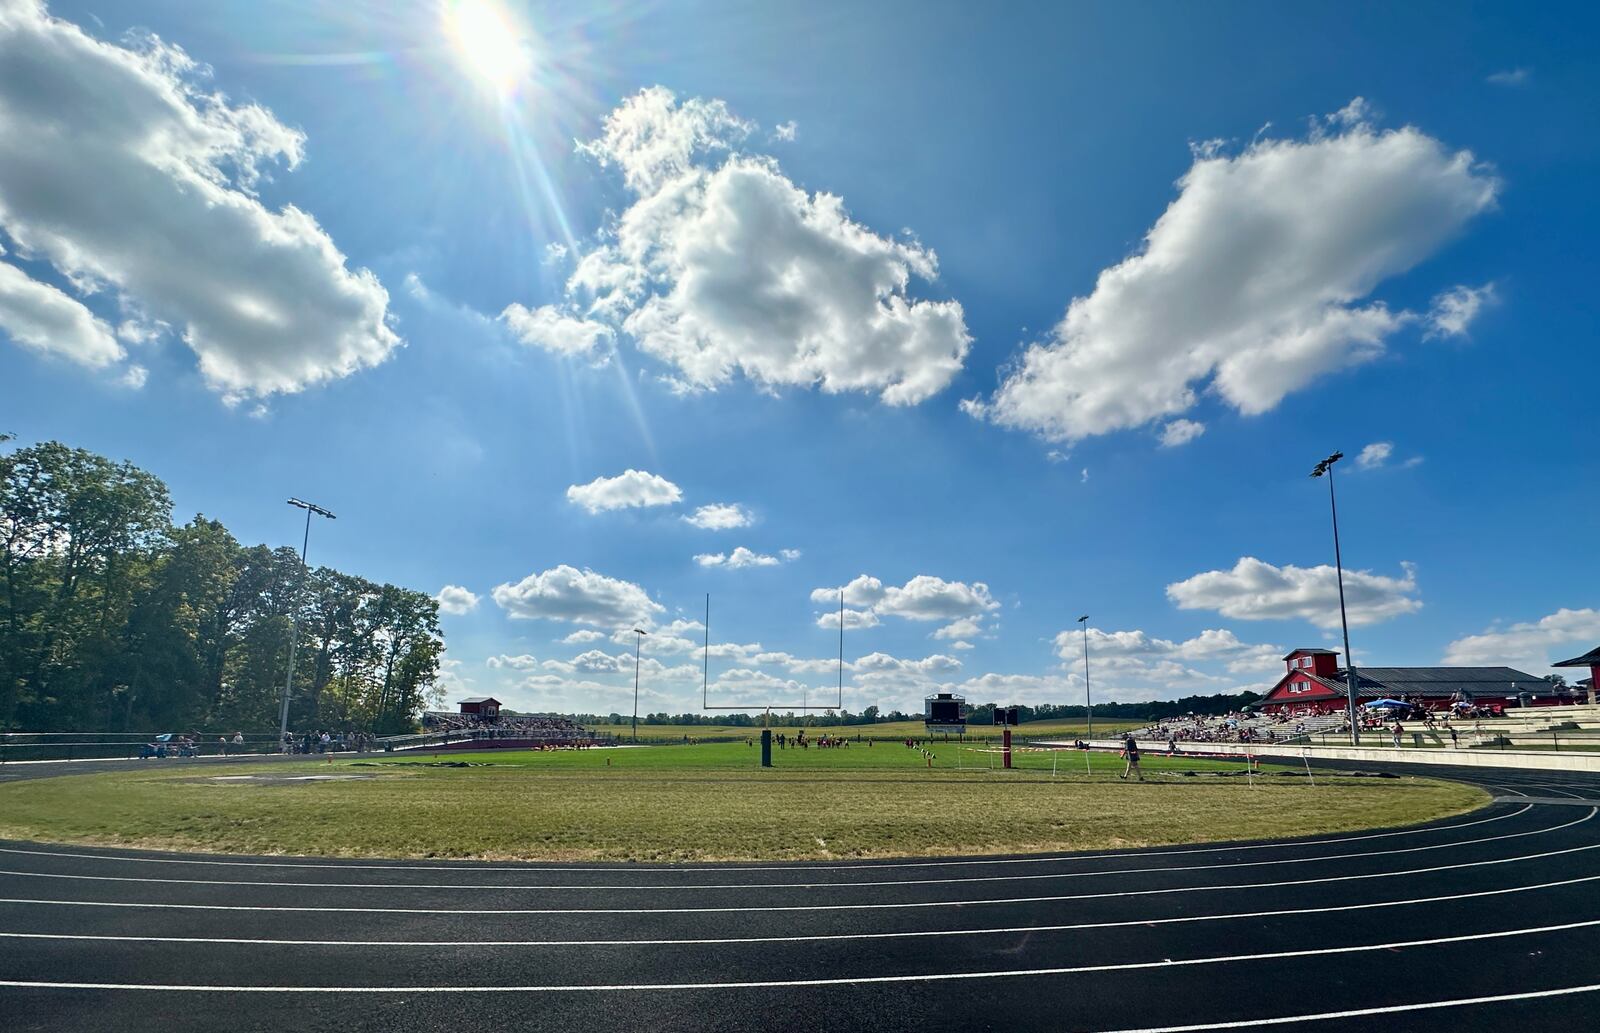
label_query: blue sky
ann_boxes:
[2,0,1596,716]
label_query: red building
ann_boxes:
[1554,646,1600,704]
[1259,648,1561,715]
[457,696,501,720]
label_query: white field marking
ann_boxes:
[1521,785,1594,799]
[2,918,1600,993]
[3,825,1596,916]
[0,805,1527,875]
[1096,984,1600,1033]
[1489,784,1530,797]
[0,807,1575,893]
[5,871,1600,948]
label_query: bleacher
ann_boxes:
[397,711,605,751]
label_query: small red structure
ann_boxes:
[457,696,501,720]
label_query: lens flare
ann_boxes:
[441,0,530,94]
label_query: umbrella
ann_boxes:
[1360,699,1410,710]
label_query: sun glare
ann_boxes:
[442,0,531,94]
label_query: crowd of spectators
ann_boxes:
[420,711,590,739]
[1135,711,1298,746]
[278,730,379,755]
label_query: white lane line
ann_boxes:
[1096,983,1600,1032]
[0,807,1576,893]
[2,917,1599,993]
[1489,784,1530,797]
[1523,785,1587,799]
[4,834,1597,916]
[0,805,1525,874]
[4,871,1599,948]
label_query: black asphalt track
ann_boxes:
[2,759,1598,1032]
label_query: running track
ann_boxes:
[2,760,1599,1032]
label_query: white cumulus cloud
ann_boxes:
[491,565,665,628]
[682,502,752,530]
[0,2,399,398]
[1158,419,1206,448]
[816,607,880,631]
[514,87,970,406]
[812,573,999,623]
[500,302,614,358]
[968,101,1497,442]
[694,546,794,569]
[1166,556,1421,629]
[1425,283,1495,339]
[0,260,123,369]
[933,617,983,641]
[566,469,683,513]
[1356,442,1393,469]
[1442,608,1600,677]
[434,584,480,615]
[485,654,539,671]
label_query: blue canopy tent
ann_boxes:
[1360,699,1411,710]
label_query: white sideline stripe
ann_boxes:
[0,805,1525,874]
[0,807,1574,892]
[4,829,1597,916]
[2,918,1599,993]
[1095,984,1600,1033]
[5,871,1599,947]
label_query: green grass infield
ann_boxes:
[0,741,1489,862]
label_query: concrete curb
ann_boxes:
[1041,738,1600,773]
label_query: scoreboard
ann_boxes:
[924,692,967,734]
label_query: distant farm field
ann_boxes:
[0,742,1487,862]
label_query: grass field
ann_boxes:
[0,742,1488,861]
[586,718,1142,742]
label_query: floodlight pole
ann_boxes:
[632,629,646,743]
[1312,452,1361,745]
[1078,615,1092,740]
[279,498,335,750]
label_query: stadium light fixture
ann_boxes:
[1310,451,1361,745]
[279,498,336,748]
[632,628,647,743]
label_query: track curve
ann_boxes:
[2,762,1598,1032]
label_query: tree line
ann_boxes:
[564,691,1264,729]
[1,437,444,734]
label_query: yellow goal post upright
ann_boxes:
[700,590,849,767]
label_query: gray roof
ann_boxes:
[1343,666,1555,698]
[1284,648,1338,659]
[1280,667,1563,700]
[457,697,501,705]
[1554,646,1600,668]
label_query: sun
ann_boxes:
[441,0,531,95]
